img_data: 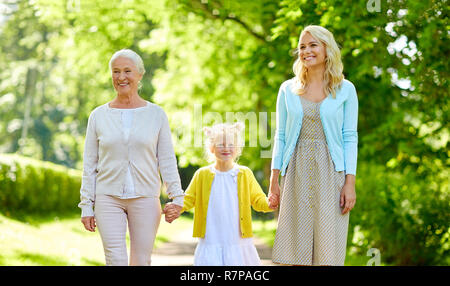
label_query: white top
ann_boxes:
[117,107,138,199]
[193,165,261,266]
[78,101,185,217]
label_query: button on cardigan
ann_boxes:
[271,78,359,176]
[78,101,185,217]
[181,165,274,238]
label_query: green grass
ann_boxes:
[0,212,192,266]
[1,211,388,266]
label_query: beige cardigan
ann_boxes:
[78,101,184,217]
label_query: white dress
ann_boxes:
[193,165,262,266]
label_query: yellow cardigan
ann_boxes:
[181,165,274,238]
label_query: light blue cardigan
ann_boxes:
[271,78,358,176]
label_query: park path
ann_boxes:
[151,227,275,266]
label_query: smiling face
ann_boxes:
[299,32,327,69]
[111,56,143,96]
[210,133,239,163]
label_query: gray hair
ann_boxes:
[109,49,146,75]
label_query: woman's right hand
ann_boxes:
[268,170,281,209]
[81,216,96,232]
[268,183,280,209]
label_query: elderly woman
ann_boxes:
[269,25,358,266]
[78,49,184,266]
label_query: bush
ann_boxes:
[349,161,450,265]
[0,153,82,216]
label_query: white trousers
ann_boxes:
[94,194,161,266]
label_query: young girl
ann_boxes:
[165,122,277,266]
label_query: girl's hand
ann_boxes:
[162,203,182,223]
[81,216,96,232]
[340,182,356,215]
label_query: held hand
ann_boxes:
[162,203,182,223]
[268,181,281,209]
[340,183,356,214]
[81,216,96,232]
[268,194,279,210]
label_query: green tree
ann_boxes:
[1,0,448,264]
[146,0,449,265]
[0,0,165,168]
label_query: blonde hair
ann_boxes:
[293,25,344,98]
[203,122,245,163]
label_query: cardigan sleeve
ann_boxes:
[157,108,185,206]
[78,110,98,217]
[342,82,359,175]
[248,170,274,213]
[271,81,288,170]
[181,170,199,213]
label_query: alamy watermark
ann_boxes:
[170,104,276,159]
[66,0,80,12]
[367,0,381,13]
[367,248,381,266]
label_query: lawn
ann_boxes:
[1,212,384,266]
[0,212,192,266]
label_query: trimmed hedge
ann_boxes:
[0,153,82,215]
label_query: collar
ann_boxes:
[207,164,242,183]
[105,101,150,114]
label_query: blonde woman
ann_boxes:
[78,49,184,266]
[269,25,358,266]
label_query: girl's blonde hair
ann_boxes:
[203,122,245,163]
[292,25,344,98]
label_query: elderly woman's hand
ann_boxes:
[81,216,96,232]
[162,203,182,223]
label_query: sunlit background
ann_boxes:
[0,0,448,266]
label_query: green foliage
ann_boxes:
[0,153,82,216]
[351,161,450,265]
[0,0,165,169]
[151,0,449,265]
[0,0,448,265]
